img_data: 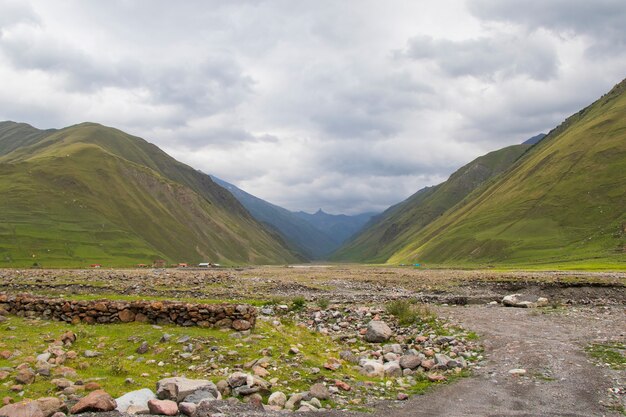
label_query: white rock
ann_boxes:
[116,388,156,413]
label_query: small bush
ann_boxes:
[291,296,306,311]
[386,299,433,326]
[316,297,330,309]
[109,357,128,376]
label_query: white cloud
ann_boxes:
[0,0,625,214]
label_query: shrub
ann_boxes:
[316,297,330,309]
[291,296,306,311]
[386,299,433,326]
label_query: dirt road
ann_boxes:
[374,305,625,417]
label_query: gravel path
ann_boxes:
[377,305,625,417]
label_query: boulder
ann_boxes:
[148,399,178,416]
[179,402,197,416]
[70,390,116,414]
[156,377,219,402]
[360,359,385,378]
[399,354,421,370]
[182,389,217,404]
[267,391,287,408]
[0,401,44,417]
[364,321,393,343]
[115,388,156,413]
[384,361,402,377]
[309,383,330,400]
[502,294,549,308]
[36,397,67,417]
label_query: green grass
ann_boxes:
[586,342,626,370]
[0,315,430,405]
[385,300,435,326]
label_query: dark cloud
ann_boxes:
[400,34,558,80]
[467,0,626,55]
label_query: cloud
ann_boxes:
[400,34,559,81]
[468,0,626,54]
[0,1,625,214]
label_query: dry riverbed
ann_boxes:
[0,266,624,416]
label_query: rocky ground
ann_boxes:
[0,266,624,416]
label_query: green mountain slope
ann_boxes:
[388,79,626,267]
[332,143,531,262]
[0,122,298,267]
[293,209,375,248]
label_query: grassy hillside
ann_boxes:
[332,144,531,262]
[0,122,298,267]
[388,79,626,268]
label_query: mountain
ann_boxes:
[332,143,532,262]
[384,79,626,267]
[523,133,547,145]
[294,209,376,247]
[0,121,299,267]
[211,177,375,259]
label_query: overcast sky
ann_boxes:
[1,0,625,214]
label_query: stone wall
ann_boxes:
[0,293,256,331]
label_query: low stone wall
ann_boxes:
[0,293,256,331]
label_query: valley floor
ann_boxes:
[0,266,624,416]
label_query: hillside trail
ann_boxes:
[373,304,625,417]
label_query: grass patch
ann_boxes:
[386,300,435,326]
[586,342,626,370]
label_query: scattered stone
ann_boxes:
[83,350,101,358]
[0,400,44,417]
[70,390,116,414]
[399,354,421,370]
[183,389,217,404]
[15,368,35,385]
[508,368,527,376]
[36,397,67,417]
[502,294,549,308]
[148,399,178,416]
[335,380,351,391]
[136,341,149,354]
[156,377,219,402]
[178,402,197,416]
[309,383,330,400]
[364,320,393,343]
[115,388,156,413]
[267,391,287,408]
[397,393,409,401]
[360,359,385,377]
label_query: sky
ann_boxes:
[1,1,625,214]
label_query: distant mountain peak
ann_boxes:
[522,133,547,145]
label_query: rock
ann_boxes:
[115,388,156,413]
[135,341,149,354]
[509,368,527,376]
[360,359,385,378]
[334,380,351,391]
[179,402,197,416]
[427,374,447,382]
[267,391,287,408]
[227,372,252,389]
[157,377,220,402]
[399,354,421,370]
[70,390,116,414]
[284,393,304,410]
[119,309,136,322]
[36,353,52,363]
[0,351,12,359]
[364,320,393,343]
[50,413,66,417]
[60,331,76,345]
[84,382,101,391]
[126,404,150,415]
[502,294,549,308]
[397,393,409,401]
[183,389,217,404]
[216,380,230,397]
[51,378,73,389]
[421,359,435,370]
[384,361,402,377]
[148,399,178,416]
[36,397,67,417]
[309,383,330,400]
[83,350,101,358]
[15,368,35,385]
[435,353,452,369]
[323,357,341,371]
[0,401,44,417]
[232,320,251,331]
